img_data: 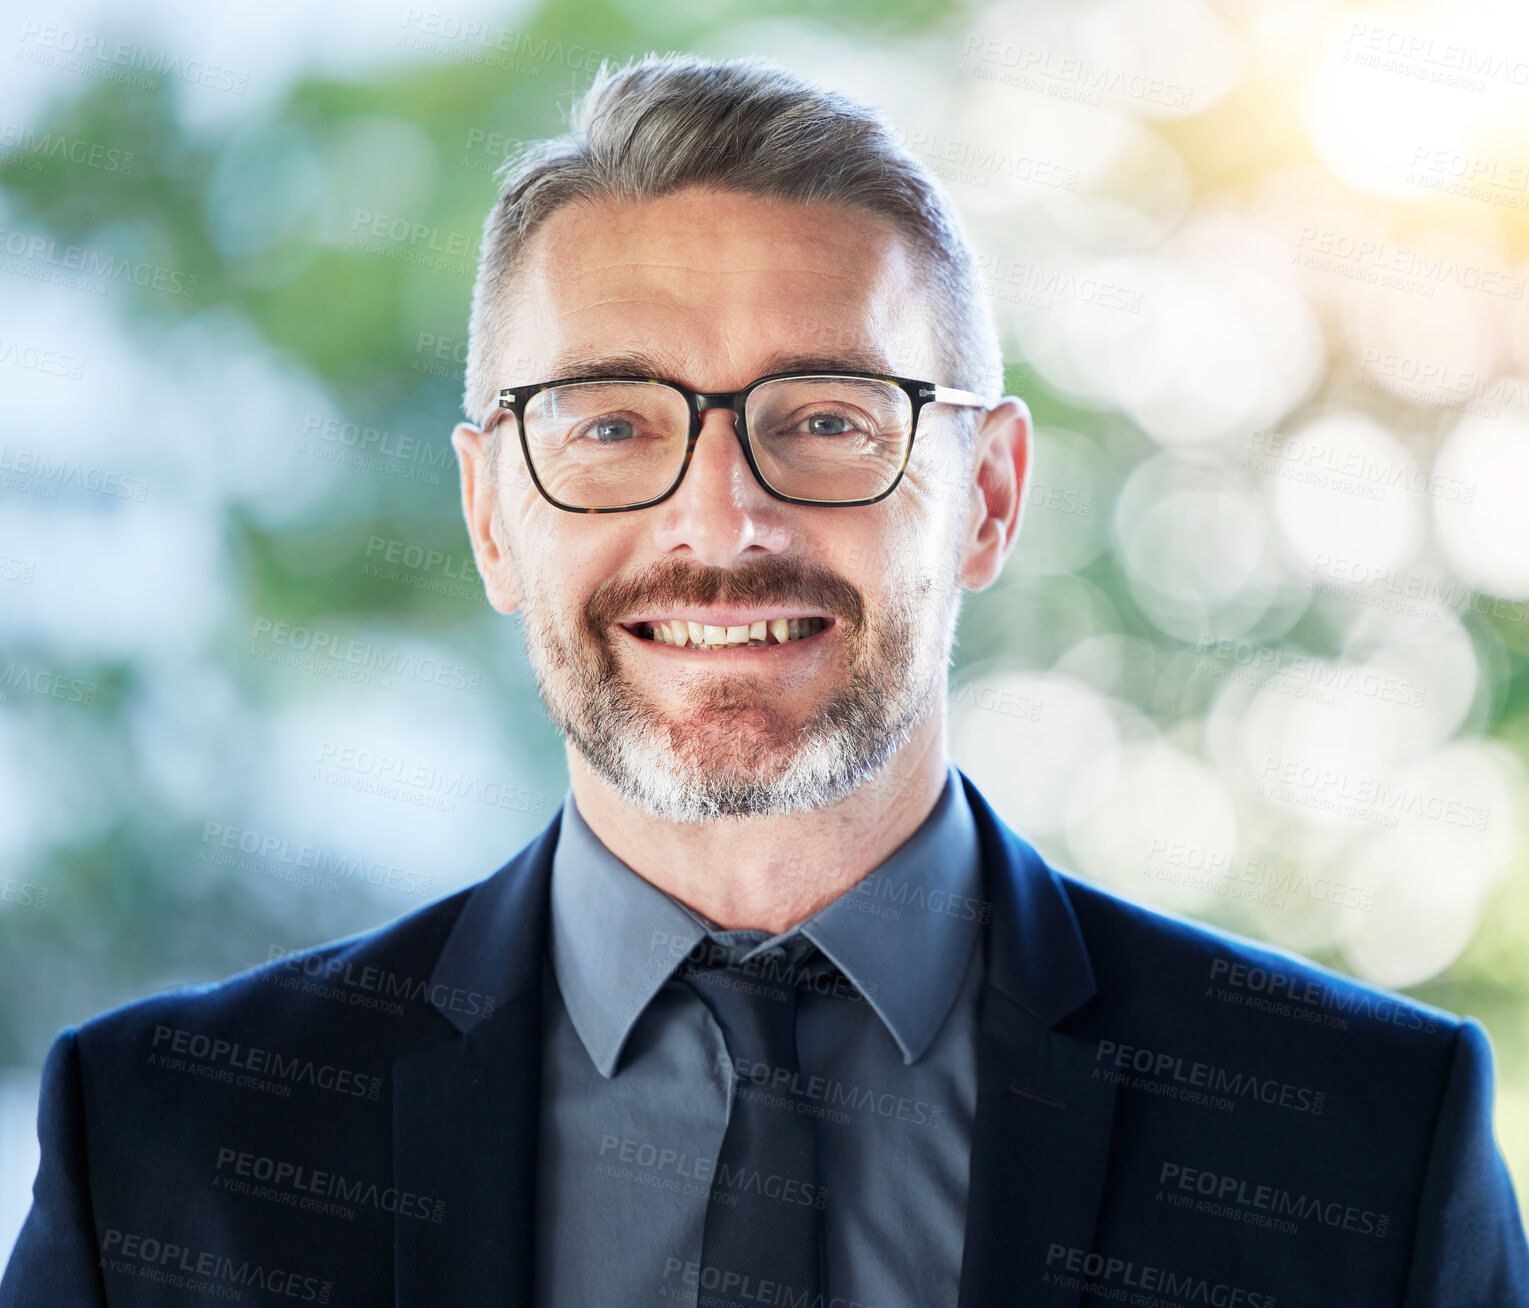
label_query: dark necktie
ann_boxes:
[679,937,824,1304]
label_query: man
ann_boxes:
[3,51,1527,1308]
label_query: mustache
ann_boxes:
[586,556,865,632]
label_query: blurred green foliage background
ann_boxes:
[2,0,1527,1232]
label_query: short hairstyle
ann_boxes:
[462,51,1003,436]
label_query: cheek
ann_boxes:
[910,479,969,574]
[497,444,542,522]
[892,435,963,518]
[520,517,641,618]
[859,493,950,580]
[866,505,964,628]
[497,450,568,595]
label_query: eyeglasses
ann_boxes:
[485,369,992,513]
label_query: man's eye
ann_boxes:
[800,411,855,437]
[586,417,636,442]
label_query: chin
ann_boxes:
[599,727,863,824]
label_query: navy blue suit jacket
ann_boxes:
[3,772,1527,1305]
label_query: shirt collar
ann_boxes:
[547,796,709,1079]
[548,764,983,1077]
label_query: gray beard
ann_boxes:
[518,565,960,824]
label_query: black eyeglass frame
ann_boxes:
[487,369,993,514]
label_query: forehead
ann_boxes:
[506,187,931,386]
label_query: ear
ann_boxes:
[958,396,1032,592]
[452,421,523,615]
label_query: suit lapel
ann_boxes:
[392,812,562,1308]
[958,993,1119,1306]
[956,774,1119,1308]
[391,992,541,1304]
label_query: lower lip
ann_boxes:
[619,621,836,657]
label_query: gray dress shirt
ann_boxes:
[532,765,985,1307]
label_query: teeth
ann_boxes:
[642,617,827,649]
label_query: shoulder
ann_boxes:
[61,809,562,1097]
[1059,869,1458,1040]
[1049,868,1468,1124]
[70,882,480,1073]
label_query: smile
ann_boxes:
[623,615,832,650]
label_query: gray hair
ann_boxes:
[462,52,1003,433]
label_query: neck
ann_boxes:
[566,714,951,934]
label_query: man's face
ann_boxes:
[456,186,991,823]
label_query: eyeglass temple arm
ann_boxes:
[929,384,993,410]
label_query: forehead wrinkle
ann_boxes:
[548,262,905,331]
[555,294,664,315]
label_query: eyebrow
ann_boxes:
[534,346,903,387]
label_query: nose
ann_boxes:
[648,406,792,567]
